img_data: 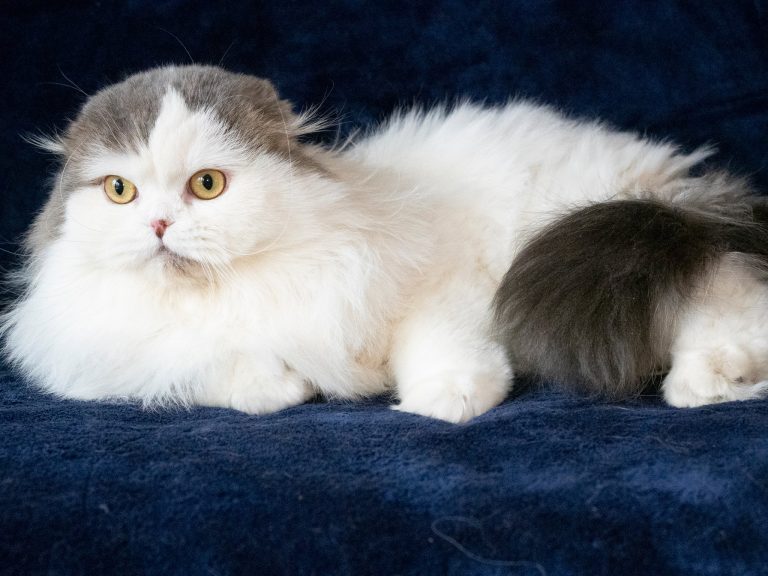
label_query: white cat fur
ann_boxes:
[4,70,768,422]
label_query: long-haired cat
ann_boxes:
[3,65,768,422]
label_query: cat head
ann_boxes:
[27,65,330,279]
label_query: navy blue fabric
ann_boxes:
[2,1,768,574]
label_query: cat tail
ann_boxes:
[493,171,768,398]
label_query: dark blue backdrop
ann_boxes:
[2,2,768,575]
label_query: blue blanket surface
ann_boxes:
[2,1,768,574]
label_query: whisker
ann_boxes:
[156,26,195,64]
[57,67,89,98]
[36,81,88,97]
[0,244,25,258]
[218,39,237,67]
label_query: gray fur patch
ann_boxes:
[493,173,768,398]
[62,65,301,158]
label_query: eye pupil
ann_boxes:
[113,178,124,195]
[201,174,213,190]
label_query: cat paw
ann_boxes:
[228,370,315,414]
[198,362,315,415]
[663,348,768,407]
[393,370,510,423]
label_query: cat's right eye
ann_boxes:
[104,175,137,204]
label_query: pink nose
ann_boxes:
[150,219,172,239]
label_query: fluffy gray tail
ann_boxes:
[493,173,768,398]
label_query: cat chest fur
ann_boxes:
[7,238,400,404]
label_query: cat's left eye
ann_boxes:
[189,169,226,200]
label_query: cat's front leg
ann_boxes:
[195,353,315,415]
[390,274,513,423]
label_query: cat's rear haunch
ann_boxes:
[3,65,768,422]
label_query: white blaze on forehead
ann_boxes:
[146,89,242,185]
[149,89,198,154]
[149,89,211,176]
[78,88,249,187]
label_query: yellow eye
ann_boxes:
[103,175,137,204]
[189,169,226,200]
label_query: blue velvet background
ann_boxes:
[2,1,768,574]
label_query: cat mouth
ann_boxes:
[155,245,194,269]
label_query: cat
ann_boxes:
[2,64,768,423]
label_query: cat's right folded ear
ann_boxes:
[242,75,281,103]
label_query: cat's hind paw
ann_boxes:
[663,347,768,407]
[393,369,510,423]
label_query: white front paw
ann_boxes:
[228,368,315,414]
[393,369,510,423]
[198,361,315,415]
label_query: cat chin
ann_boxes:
[143,246,210,282]
[156,245,191,266]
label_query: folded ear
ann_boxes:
[240,76,332,142]
[228,74,288,114]
[241,76,282,105]
[235,74,304,134]
[213,72,331,160]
